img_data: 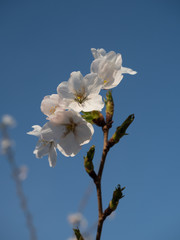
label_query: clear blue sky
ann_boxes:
[0,0,180,239]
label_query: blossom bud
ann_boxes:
[73,228,84,240]
[105,91,114,124]
[82,111,105,127]
[109,114,134,147]
[109,184,125,211]
[84,145,95,174]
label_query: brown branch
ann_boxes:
[95,124,110,240]
[98,125,109,180]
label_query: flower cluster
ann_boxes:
[28,48,136,167]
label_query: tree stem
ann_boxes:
[95,125,110,240]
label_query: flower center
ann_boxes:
[66,122,76,132]
[40,139,49,146]
[74,87,87,104]
[64,118,77,137]
[49,105,58,114]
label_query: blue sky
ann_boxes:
[0,0,180,239]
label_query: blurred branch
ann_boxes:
[0,117,38,240]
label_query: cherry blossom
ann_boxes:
[41,110,94,157]
[27,125,57,167]
[1,114,16,127]
[57,71,104,112]
[91,48,137,89]
[41,94,65,117]
[67,212,88,229]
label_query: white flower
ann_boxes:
[41,110,94,157]
[67,212,88,229]
[1,114,16,127]
[91,48,137,89]
[27,125,57,167]
[18,165,28,181]
[1,139,12,154]
[57,71,104,112]
[41,94,65,117]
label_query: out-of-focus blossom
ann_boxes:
[57,71,104,112]
[68,212,88,229]
[1,115,16,127]
[1,139,12,154]
[42,110,94,157]
[18,165,28,181]
[91,48,137,89]
[41,94,65,117]
[27,125,57,167]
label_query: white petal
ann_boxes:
[41,122,65,142]
[75,122,94,145]
[57,81,74,100]
[102,71,123,89]
[121,67,137,75]
[33,140,50,158]
[91,48,99,59]
[41,94,64,116]
[84,73,103,95]
[59,131,81,157]
[48,111,71,125]
[105,51,117,62]
[48,143,57,167]
[115,54,122,69]
[27,125,42,136]
[68,71,84,93]
[68,101,82,112]
[56,144,69,157]
[98,48,106,57]
[91,48,106,59]
[90,58,103,74]
[81,95,104,112]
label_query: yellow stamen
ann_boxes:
[49,106,57,114]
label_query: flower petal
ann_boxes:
[115,54,122,69]
[105,51,117,62]
[27,125,42,137]
[121,67,137,75]
[91,48,106,59]
[57,81,74,100]
[41,94,64,116]
[68,71,84,93]
[84,73,103,95]
[33,140,50,158]
[67,101,82,112]
[48,143,57,167]
[82,95,104,112]
[41,122,65,142]
[75,122,94,145]
[59,131,81,157]
[90,58,103,74]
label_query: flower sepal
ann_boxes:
[82,111,105,127]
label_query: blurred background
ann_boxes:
[0,0,180,239]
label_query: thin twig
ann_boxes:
[98,125,109,180]
[95,124,110,240]
[1,124,38,240]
